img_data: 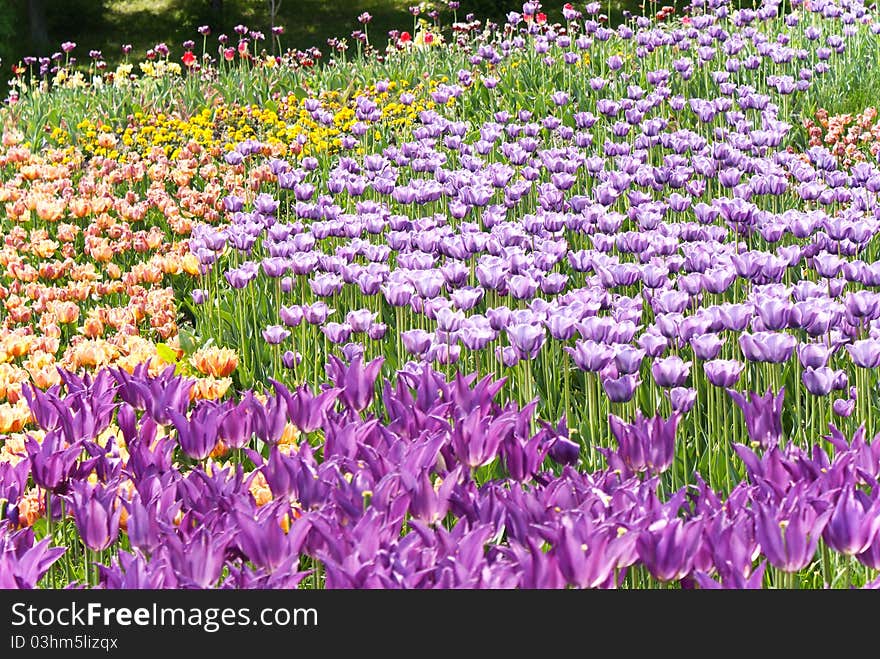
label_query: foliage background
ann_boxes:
[1,1,586,64]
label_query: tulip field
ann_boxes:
[3,0,880,589]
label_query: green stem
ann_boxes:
[46,490,53,588]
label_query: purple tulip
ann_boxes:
[668,387,697,413]
[216,397,254,449]
[21,384,63,431]
[113,364,193,426]
[739,331,797,364]
[501,415,549,482]
[0,535,66,589]
[248,388,290,445]
[282,351,302,369]
[797,342,830,369]
[401,329,432,356]
[846,339,880,368]
[602,374,641,403]
[275,383,335,436]
[98,551,172,589]
[694,561,767,590]
[68,480,122,552]
[368,323,387,340]
[637,518,704,583]
[169,402,221,460]
[510,537,566,589]
[451,407,516,470]
[124,484,179,555]
[754,487,831,572]
[638,332,668,357]
[802,367,835,396]
[833,397,855,418]
[540,416,580,466]
[326,355,384,413]
[345,309,376,333]
[508,274,538,300]
[553,516,623,589]
[26,432,82,496]
[756,297,791,331]
[727,388,785,450]
[163,526,231,589]
[703,359,745,388]
[321,322,352,344]
[303,302,333,324]
[261,257,288,278]
[263,325,291,345]
[613,346,645,374]
[262,444,320,504]
[234,504,308,571]
[651,356,692,388]
[608,411,680,475]
[690,333,724,360]
[0,460,30,514]
[567,340,614,372]
[823,484,880,556]
[280,305,304,327]
[402,467,462,524]
[506,323,546,360]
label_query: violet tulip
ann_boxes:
[727,387,784,450]
[823,484,880,556]
[68,480,122,552]
[754,487,831,572]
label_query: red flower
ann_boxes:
[181,51,196,67]
[400,31,412,43]
[536,12,547,24]
[424,33,434,45]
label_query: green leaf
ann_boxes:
[46,108,61,128]
[30,517,49,541]
[155,342,180,365]
[178,327,197,355]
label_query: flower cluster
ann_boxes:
[805,107,880,166]
[4,0,880,588]
[1,361,878,589]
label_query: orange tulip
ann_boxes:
[81,315,105,339]
[105,262,122,279]
[34,197,65,222]
[68,197,92,218]
[15,488,45,527]
[191,346,238,377]
[190,376,231,401]
[0,401,29,433]
[54,301,80,324]
[182,252,201,276]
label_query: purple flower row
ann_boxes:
[1,360,879,588]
